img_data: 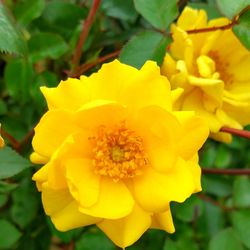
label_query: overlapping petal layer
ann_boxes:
[161,7,250,142]
[32,60,209,248]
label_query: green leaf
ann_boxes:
[214,144,232,169]
[163,238,179,250]
[216,0,250,19]
[233,176,250,207]
[202,176,232,197]
[0,193,8,207]
[36,0,87,39]
[0,146,31,179]
[173,195,203,222]
[102,0,137,22]
[232,210,250,248]
[28,32,68,62]
[0,180,18,193]
[0,219,22,249]
[200,141,217,168]
[134,0,178,30]
[120,31,171,69]
[75,227,115,250]
[233,10,250,50]
[4,58,34,102]
[209,228,243,250]
[13,0,45,26]
[0,3,27,55]
[10,179,39,228]
[202,201,226,237]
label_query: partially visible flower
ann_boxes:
[31,60,208,248]
[161,7,250,142]
[0,124,4,148]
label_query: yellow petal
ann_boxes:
[210,132,232,144]
[182,89,222,132]
[75,101,127,130]
[32,164,49,191]
[79,177,134,219]
[161,54,177,78]
[98,204,151,249]
[41,185,100,231]
[151,209,175,233]
[216,109,242,130]
[174,112,209,160]
[30,152,49,164]
[41,78,90,111]
[197,55,215,78]
[32,109,76,158]
[66,158,101,208]
[177,7,207,30]
[133,106,181,173]
[88,60,172,112]
[132,157,200,213]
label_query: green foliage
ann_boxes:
[0,3,26,55]
[233,176,250,207]
[233,10,250,50]
[0,219,22,249]
[134,0,178,30]
[208,228,243,250]
[120,31,171,68]
[0,147,30,179]
[13,0,45,26]
[75,228,116,250]
[216,0,250,19]
[28,32,68,62]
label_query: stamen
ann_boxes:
[90,121,148,182]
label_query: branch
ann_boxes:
[220,127,250,140]
[70,0,102,76]
[202,168,250,175]
[197,194,234,211]
[1,128,19,150]
[72,50,120,77]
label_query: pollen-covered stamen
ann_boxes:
[90,121,148,182]
[208,50,234,86]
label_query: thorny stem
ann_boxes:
[70,0,102,76]
[220,127,250,140]
[202,168,250,175]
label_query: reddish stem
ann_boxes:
[202,168,250,175]
[70,0,102,76]
[198,194,234,211]
[73,50,120,77]
[220,127,250,140]
[1,128,19,150]
[185,18,237,35]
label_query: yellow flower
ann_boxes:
[0,124,4,148]
[161,7,250,143]
[31,60,208,248]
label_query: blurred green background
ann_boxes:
[0,0,250,249]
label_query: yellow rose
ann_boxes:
[31,60,208,248]
[161,7,250,143]
[0,124,4,148]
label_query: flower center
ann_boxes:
[90,121,148,182]
[208,50,234,86]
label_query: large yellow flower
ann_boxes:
[161,7,250,142]
[31,60,208,248]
